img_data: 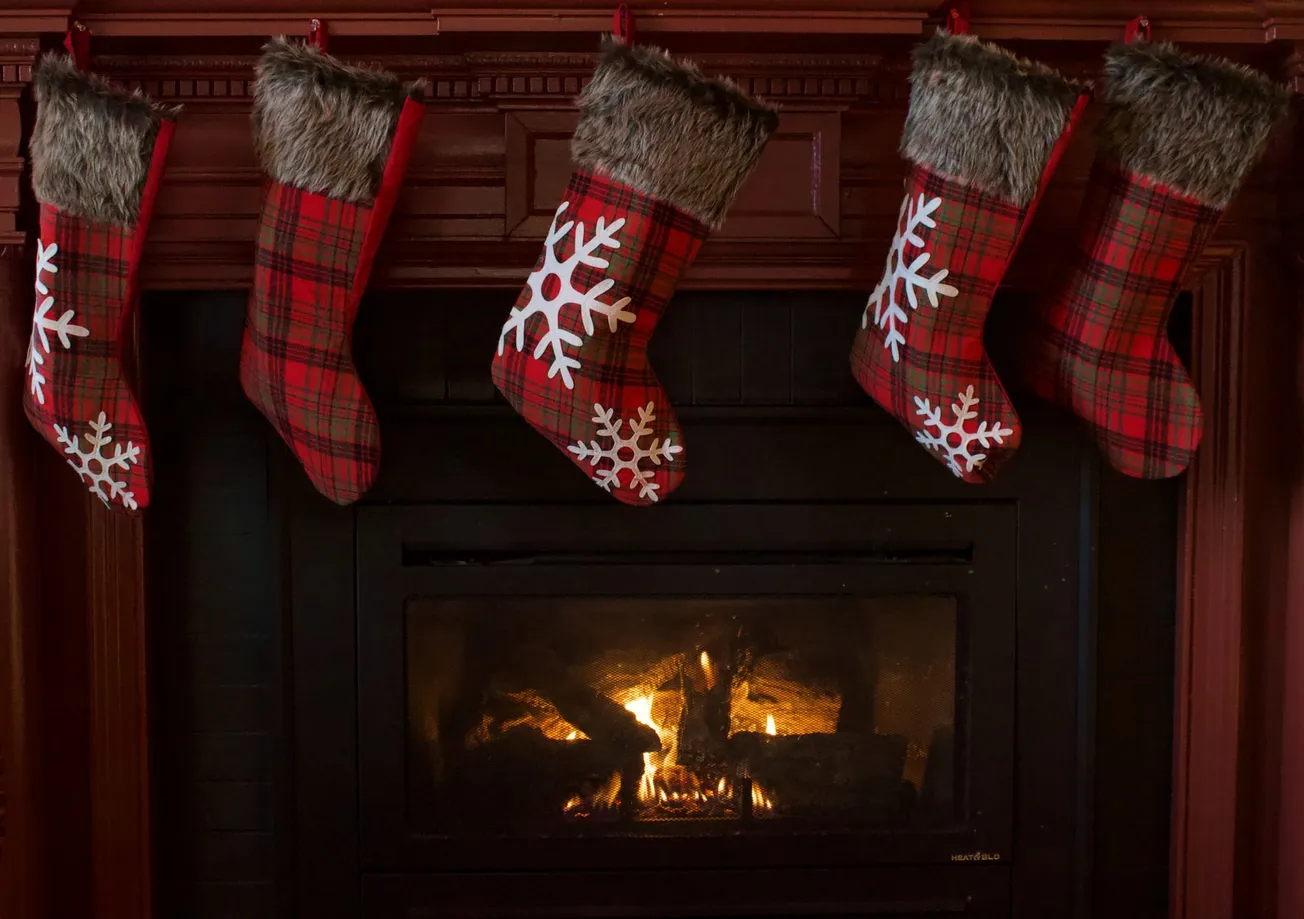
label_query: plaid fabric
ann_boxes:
[850,165,1029,483]
[491,169,708,505]
[23,202,152,512]
[1022,163,1220,479]
[240,181,378,505]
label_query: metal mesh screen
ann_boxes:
[406,596,957,835]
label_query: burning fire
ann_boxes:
[700,650,716,689]
[765,713,777,736]
[559,687,771,821]
[625,694,661,801]
[562,771,621,819]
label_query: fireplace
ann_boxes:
[138,288,1180,918]
[399,591,961,833]
[366,503,1010,857]
[1,10,1297,919]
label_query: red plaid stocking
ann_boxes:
[850,31,1086,483]
[491,38,775,505]
[23,53,176,513]
[240,38,425,505]
[1021,41,1287,479]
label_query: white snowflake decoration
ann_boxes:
[498,200,636,390]
[568,402,683,502]
[864,193,959,363]
[913,386,1014,479]
[26,240,89,406]
[53,412,141,510]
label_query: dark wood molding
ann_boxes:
[1173,243,1249,919]
[0,4,1301,918]
[34,1,1304,42]
[1273,85,1304,919]
[87,511,151,919]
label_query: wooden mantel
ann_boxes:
[0,3,1302,918]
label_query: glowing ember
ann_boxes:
[562,771,621,819]
[766,713,777,736]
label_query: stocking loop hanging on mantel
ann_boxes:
[943,1,971,35]
[22,21,178,513]
[1123,14,1151,44]
[612,4,635,45]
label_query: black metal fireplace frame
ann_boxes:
[355,502,1015,872]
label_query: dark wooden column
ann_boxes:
[1276,48,1304,919]
[0,20,96,919]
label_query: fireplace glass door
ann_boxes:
[406,595,958,833]
[357,504,1014,871]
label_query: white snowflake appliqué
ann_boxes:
[567,402,683,502]
[26,240,89,406]
[864,193,959,363]
[913,386,1014,479]
[498,200,636,390]
[53,412,141,510]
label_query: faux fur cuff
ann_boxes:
[252,38,427,204]
[1098,41,1289,209]
[571,37,779,229]
[901,31,1083,206]
[31,54,176,226]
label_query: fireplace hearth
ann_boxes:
[138,289,1180,919]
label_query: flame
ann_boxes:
[625,694,656,728]
[717,777,726,794]
[700,650,716,689]
[766,713,777,736]
[751,781,776,813]
[625,694,661,802]
[566,730,578,741]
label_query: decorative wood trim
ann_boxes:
[94,51,889,106]
[86,511,151,919]
[1275,88,1304,919]
[0,250,28,919]
[56,0,1304,41]
[505,110,578,239]
[1173,243,1248,919]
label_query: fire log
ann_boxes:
[507,643,662,753]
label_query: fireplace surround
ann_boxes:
[140,287,1179,917]
[0,4,1302,919]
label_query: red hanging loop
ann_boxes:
[1124,15,1151,43]
[613,4,635,45]
[945,2,971,35]
[63,21,90,72]
[308,18,329,52]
